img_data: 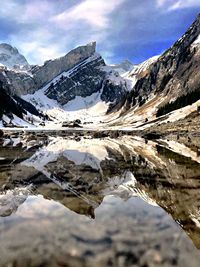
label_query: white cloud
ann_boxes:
[0,0,199,65]
[0,0,125,64]
[157,0,200,9]
[52,0,125,29]
[0,0,55,23]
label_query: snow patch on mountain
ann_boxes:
[22,86,109,125]
[110,60,134,75]
[64,90,109,122]
[127,55,160,87]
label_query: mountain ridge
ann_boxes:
[0,13,200,129]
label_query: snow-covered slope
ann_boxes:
[125,55,160,89]
[21,52,129,125]
[0,43,29,70]
[110,59,135,75]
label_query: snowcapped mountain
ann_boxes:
[0,43,29,70]
[0,13,200,129]
[126,55,160,88]
[0,42,129,127]
[107,13,200,128]
[110,59,134,75]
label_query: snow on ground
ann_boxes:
[105,94,167,130]
[106,97,200,131]
[64,90,109,122]
[160,99,200,124]
[22,87,60,112]
[22,87,109,127]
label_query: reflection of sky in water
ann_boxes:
[1,136,200,266]
[1,193,199,266]
[0,193,187,233]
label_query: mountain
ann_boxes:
[0,14,200,129]
[128,14,200,112]
[0,43,29,70]
[0,80,43,128]
[110,59,134,75]
[0,42,128,127]
[108,13,200,128]
[126,55,160,88]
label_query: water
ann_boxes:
[0,133,200,267]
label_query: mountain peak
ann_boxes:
[0,42,29,70]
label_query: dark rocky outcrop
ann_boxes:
[0,81,42,123]
[45,54,127,105]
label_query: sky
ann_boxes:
[0,0,199,65]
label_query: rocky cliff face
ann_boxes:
[0,67,36,95]
[32,42,97,90]
[44,53,127,105]
[0,42,127,107]
[0,80,41,126]
[123,13,200,113]
[0,42,99,96]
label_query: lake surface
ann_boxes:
[0,133,200,267]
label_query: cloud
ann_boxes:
[0,0,125,64]
[53,0,124,29]
[157,0,200,10]
[0,0,199,65]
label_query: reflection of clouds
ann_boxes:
[16,195,67,219]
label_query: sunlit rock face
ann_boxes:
[32,42,97,90]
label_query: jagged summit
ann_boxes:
[0,13,200,129]
[0,43,29,70]
[110,59,134,75]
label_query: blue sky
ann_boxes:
[0,0,199,65]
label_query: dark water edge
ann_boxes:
[0,133,200,267]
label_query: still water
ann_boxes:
[0,133,200,267]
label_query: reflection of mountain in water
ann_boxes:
[0,135,200,250]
